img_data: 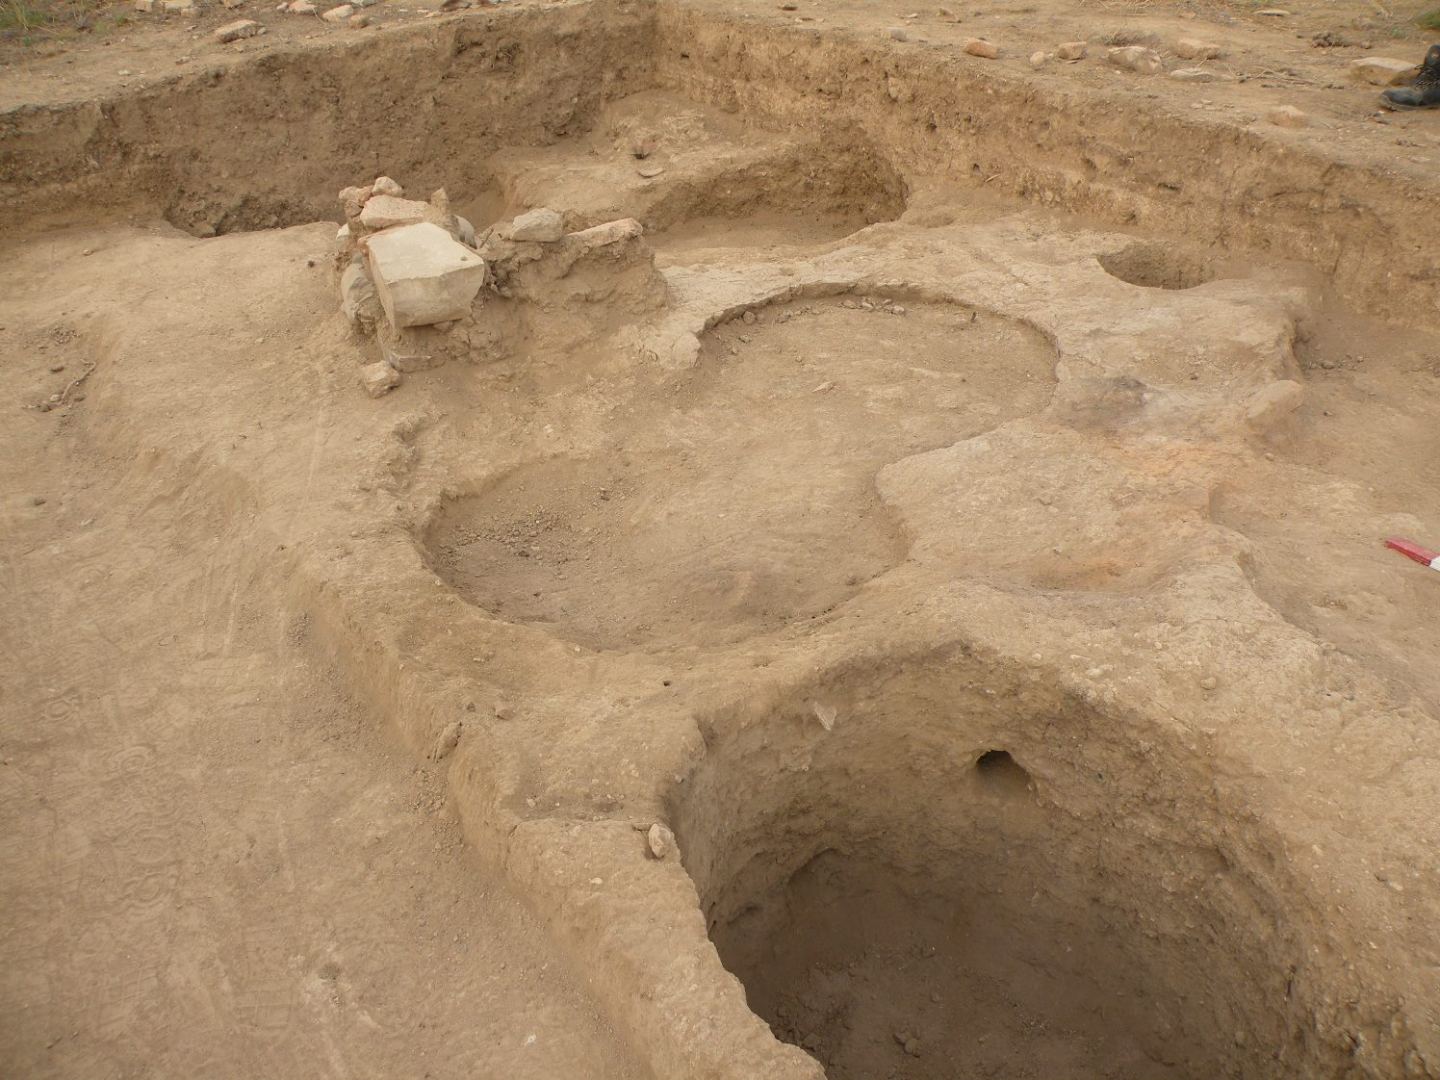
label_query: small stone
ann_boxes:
[287,0,315,10]
[371,175,403,197]
[359,362,401,397]
[454,215,476,247]
[160,0,192,11]
[1348,57,1419,86]
[349,11,370,24]
[339,259,382,326]
[964,38,999,58]
[1171,67,1225,83]
[133,0,155,10]
[1244,379,1304,431]
[321,3,352,19]
[1254,8,1290,15]
[646,822,675,859]
[221,0,245,7]
[904,1037,922,1057]
[1108,45,1163,74]
[213,18,260,40]
[741,309,757,325]
[568,218,643,249]
[1174,38,1220,60]
[1056,40,1087,60]
[31,496,46,506]
[428,720,462,761]
[359,194,429,230]
[336,223,351,243]
[1266,105,1308,128]
[48,364,65,373]
[1200,676,1219,691]
[886,26,908,40]
[365,221,487,329]
[637,163,665,178]
[1029,49,1047,68]
[503,207,565,243]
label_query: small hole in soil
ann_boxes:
[1098,240,1216,290]
[974,748,1030,794]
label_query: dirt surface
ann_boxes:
[4,2,1440,1079]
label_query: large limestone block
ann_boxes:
[359,195,429,231]
[365,222,487,329]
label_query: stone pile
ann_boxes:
[334,177,485,396]
[338,179,663,398]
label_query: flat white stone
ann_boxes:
[359,194,428,231]
[365,222,487,329]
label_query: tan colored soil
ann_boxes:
[3,2,1440,1079]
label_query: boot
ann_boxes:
[1382,44,1440,109]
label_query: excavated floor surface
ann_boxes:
[4,5,1440,1080]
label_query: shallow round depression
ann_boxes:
[421,296,1056,651]
[671,655,1341,1080]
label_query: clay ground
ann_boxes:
[3,0,1440,1078]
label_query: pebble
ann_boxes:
[886,26,908,40]
[358,361,401,398]
[964,38,999,59]
[213,17,260,41]
[1055,40,1087,60]
[31,496,46,506]
[1266,105,1308,128]
[372,175,403,197]
[636,163,665,178]
[1029,49,1047,68]
[741,309,757,325]
[646,822,675,859]
[1108,45,1163,74]
[321,3,353,20]
[349,12,372,25]
[48,364,65,373]
[1171,67,1226,83]
[1200,676,1219,691]
[1174,37,1221,60]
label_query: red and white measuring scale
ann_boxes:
[1386,537,1440,573]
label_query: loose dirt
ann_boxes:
[3,1,1440,1079]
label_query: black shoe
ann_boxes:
[1381,43,1440,109]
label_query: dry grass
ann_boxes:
[0,0,119,41]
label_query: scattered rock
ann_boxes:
[365,222,487,329]
[1108,45,1163,74]
[428,720,462,761]
[646,822,675,859]
[1029,49,1047,67]
[340,258,383,327]
[567,217,643,250]
[454,215,476,247]
[336,223,351,243]
[220,0,245,8]
[1266,105,1308,128]
[287,0,316,10]
[504,207,565,243]
[359,194,429,231]
[321,3,352,19]
[812,702,837,731]
[1254,8,1290,15]
[964,38,999,58]
[637,163,665,179]
[1200,676,1219,691]
[1056,40,1087,60]
[359,361,401,397]
[1171,67,1229,83]
[1174,38,1221,60]
[886,26,908,40]
[1244,379,1304,432]
[160,0,193,11]
[349,11,371,25]
[133,0,155,10]
[1348,57,1420,86]
[371,175,403,197]
[213,18,260,40]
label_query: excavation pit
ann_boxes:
[673,659,1339,1080]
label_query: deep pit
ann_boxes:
[673,655,1335,1080]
